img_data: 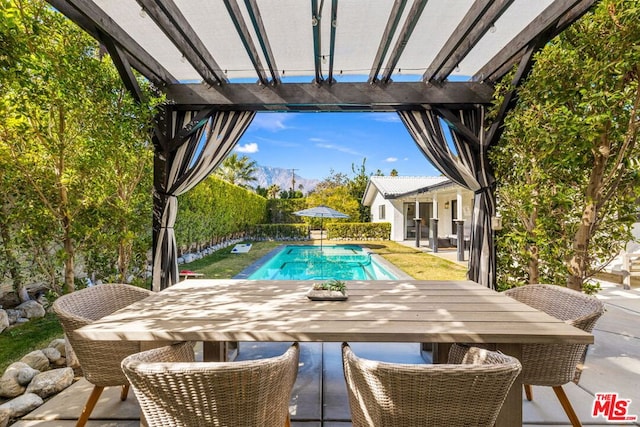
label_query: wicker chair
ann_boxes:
[121,341,300,427]
[504,284,605,427]
[52,283,153,427]
[342,342,522,427]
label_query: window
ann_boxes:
[379,205,386,220]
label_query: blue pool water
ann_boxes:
[247,245,398,280]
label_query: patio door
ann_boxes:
[404,202,432,239]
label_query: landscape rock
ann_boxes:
[41,347,62,365]
[0,310,8,333]
[48,339,66,357]
[15,301,45,319]
[64,338,80,369]
[25,368,74,398]
[4,309,19,325]
[0,363,28,398]
[0,392,44,418]
[0,407,11,427]
[20,350,50,372]
[15,364,39,387]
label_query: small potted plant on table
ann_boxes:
[307,279,348,301]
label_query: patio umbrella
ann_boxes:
[294,205,349,249]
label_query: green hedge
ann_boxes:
[176,177,267,253]
[247,224,309,240]
[326,222,391,240]
[267,198,307,223]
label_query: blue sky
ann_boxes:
[233,111,441,181]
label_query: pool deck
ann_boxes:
[397,238,469,266]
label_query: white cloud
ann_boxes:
[250,112,296,131]
[309,137,328,142]
[373,114,401,123]
[236,142,259,153]
[386,157,398,162]
[316,143,361,156]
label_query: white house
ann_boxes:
[362,176,474,245]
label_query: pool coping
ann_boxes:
[233,243,413,280]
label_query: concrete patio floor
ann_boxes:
[12,281,639,427]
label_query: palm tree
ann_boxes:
[215,153,258,188]
[267,184,281,199]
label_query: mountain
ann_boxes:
[253,165,320,194]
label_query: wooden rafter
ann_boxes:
[368,0,407,83]
[48,0,176,85]
[327,0,338,84]
[380,0,428,84]
[423,0,514,83]
[165,81,494,111]
[99,32,144,103]
[435,107,481,147]
[223,0,269,86]
[311,0,324,83]
[138,0,227,86]
[485,40,542,147]
[245,0,281,85]
[474,0,597,82]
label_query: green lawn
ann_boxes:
[0,239,467,373]
[0,312,64,373]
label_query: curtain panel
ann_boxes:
[398,108,496,289]
[152,109,255,291]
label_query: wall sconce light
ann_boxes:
[444,201,450,209]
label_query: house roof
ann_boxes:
[362,175,452,206]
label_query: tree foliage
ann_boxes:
[492,0,640,291]
[0,0,162,294]
[214,153,258,188]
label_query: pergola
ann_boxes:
[46,0,597,291]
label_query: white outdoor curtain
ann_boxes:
[398,108,496,289]
[152,109,255,291]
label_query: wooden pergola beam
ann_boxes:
[48,0,177,85]
[224,0,270,86]
[311,0,324,83]
[474,0,596,82]
[138,0,227,86]
[368,0,407,83]
[99,32,144,103]
[423,0,514,82]
[380,0,428,84]
[245,0,281,84]
[164,81,494,110]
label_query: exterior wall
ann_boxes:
[431,189,473,237]
[367,181,474,243]
[369,192,405,241]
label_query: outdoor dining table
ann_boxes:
[75,279,594,427]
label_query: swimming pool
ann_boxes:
[246,245,399,280]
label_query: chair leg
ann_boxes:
[77,385,104,427]
[524,384,533,401]
[285,416,291,427]
[552,385,582,427]
[120,384,129,401]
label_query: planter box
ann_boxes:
[306,289,348,301]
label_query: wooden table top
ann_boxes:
[76,280,593,346]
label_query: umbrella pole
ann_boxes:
[320,217,323,250]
